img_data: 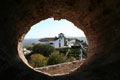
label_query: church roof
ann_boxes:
[39,38,58,42]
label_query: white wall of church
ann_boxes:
[53,38,64,48]
[39,33,65,48]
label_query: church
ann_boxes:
[39,33,69,48]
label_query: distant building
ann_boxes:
[23,48,31,55]
[67,39,76,47]
[38,33,88,50]
[39,33,67,48]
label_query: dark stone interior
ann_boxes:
[0,0,120,80]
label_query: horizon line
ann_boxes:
[24,36,86,39]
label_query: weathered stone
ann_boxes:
[0,0,120,80]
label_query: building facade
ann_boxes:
[39,33,66,48]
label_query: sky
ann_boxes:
[24,18,85,39]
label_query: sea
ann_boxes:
[23,38,40,47]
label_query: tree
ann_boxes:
[25,45,33,50]
[64,37,68,46]
[67,56,76,62]
[47,51,67,65]
[29,54,47,68]
[68,48,81,59]
[32,44,55,57]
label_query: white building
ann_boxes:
[68,39,76,46]
[23,48,31,55]
[39,33,67,48]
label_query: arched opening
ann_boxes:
[22,18,88,75]
[1,0,119,80]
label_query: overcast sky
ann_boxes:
[24,18,85,39]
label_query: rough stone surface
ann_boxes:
[0,0,120,80]
[35,60,84,75]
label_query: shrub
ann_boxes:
[25,45,33,50]
[67,56,76,62]
[68,49,81,59]
[57,48,70,55]
[32,44,55,57]
[29,54,47,68]
[47,51,67,65]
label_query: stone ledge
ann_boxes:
[35,60,85,75]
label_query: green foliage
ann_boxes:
[80,40,83,43]
[64,38,68,46]
[29,54,47,68]
[57,48,81,60]
[68,49,81,59]
[57,48,70,55]
[47,51,67,65]
[76,39,81,42]
[25,45,33,50]
[24,43,84,67]
[76,39,83,43]
[67,56,76,62]
[32,44,55,57]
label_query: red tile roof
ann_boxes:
[39,38,58,42]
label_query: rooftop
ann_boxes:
[39,38,58,42]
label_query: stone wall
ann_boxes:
[35,60,84,75]
[0,0,120,80]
